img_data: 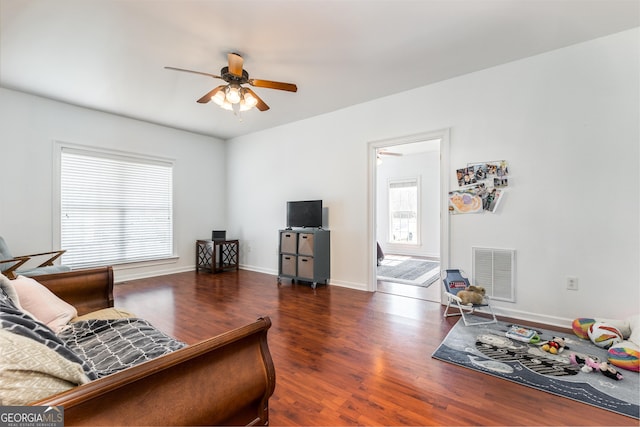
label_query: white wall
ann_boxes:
[227,28,639,326]
[1,28,636,327]
[0,88,227,282]
[376,151,440,258]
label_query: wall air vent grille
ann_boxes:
[472,247,515,302]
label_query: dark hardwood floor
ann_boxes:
[114,269,636,426]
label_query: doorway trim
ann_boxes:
[367,128,450,300]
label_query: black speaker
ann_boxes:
[212,230,226,241]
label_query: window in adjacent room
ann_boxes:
[388,178,419,244]
[59,146,174,269]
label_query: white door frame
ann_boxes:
[367,128,450,300]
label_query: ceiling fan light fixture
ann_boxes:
[242,89,258,108]
[211,90,226,106]
[212,85,256,112]
[225,84,242,104]
[219,98,234,111]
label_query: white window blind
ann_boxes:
[388,178,419,244]
[60,148,173,269]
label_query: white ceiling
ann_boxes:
[1,0,638,140]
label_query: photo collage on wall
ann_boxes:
[449,160,509,214]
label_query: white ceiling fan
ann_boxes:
[376,148,402,164]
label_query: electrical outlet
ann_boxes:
[567,277,579,291]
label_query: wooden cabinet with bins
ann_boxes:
[277,228,330,289]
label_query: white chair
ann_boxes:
[442,269,497,326]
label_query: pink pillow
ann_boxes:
[11,275,77,333]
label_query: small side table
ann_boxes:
[196,239,239,273]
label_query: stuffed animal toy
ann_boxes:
[456,285,486,305]
[569,353,624,380]
[572,314,639,372]
[541,337,568,354]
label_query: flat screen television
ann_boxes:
[286,200,323,228]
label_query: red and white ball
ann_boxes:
[588,322,623,349]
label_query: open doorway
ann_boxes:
[368,130,450,303]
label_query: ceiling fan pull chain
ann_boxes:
[232,103,243,121]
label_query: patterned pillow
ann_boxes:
[0,286,97,380]
[0,328,90,405]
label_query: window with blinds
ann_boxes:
[388,178,419,244]
[60,148,174,269]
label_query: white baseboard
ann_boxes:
[239,264,368,291]
[238,264,278,276]
[328,279,368,291]
[113,265,193,283]
[491,306,574,329]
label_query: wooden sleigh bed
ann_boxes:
[25,267,276,426]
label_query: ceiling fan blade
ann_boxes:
[244,88,270,111]
[197,85,225,104]
[228,53,244,77]
[165,66,221,80]
[378,150,402,156]
[249,78,298,92]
